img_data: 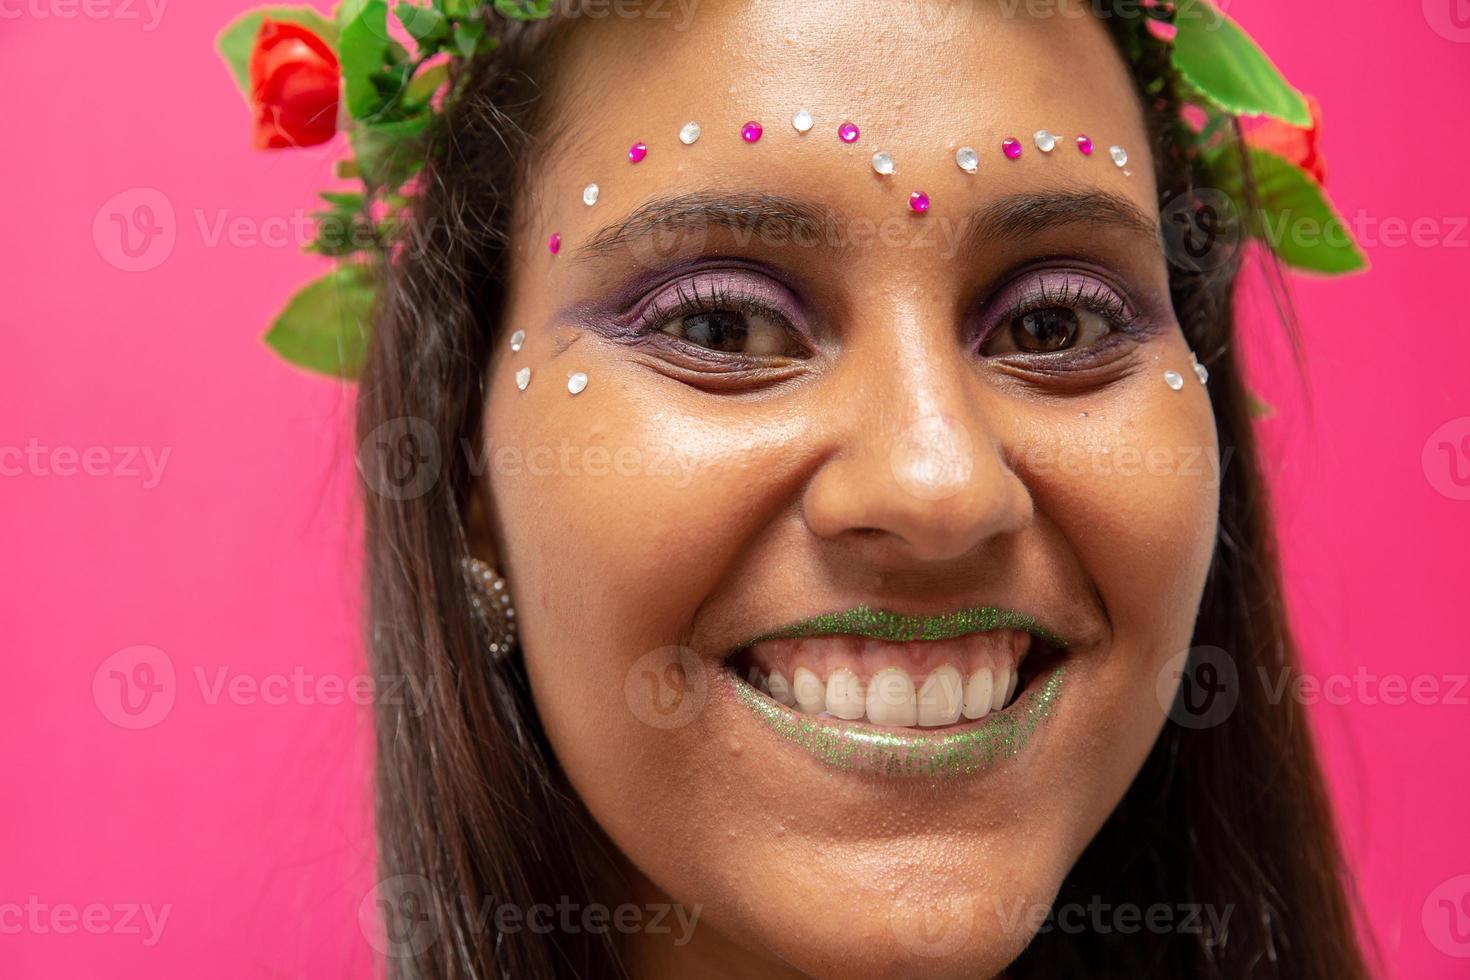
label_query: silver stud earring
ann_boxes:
[461,557,517,660]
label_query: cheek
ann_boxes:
[1018,349,1220,755]
[482,361,813,790]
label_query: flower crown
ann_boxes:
[217,0,1365,378]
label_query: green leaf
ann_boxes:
[1209,146,1367,275]
[338,0,391,120]
[1172,0,1310,126]
[264,264,377,378]
[320,190,365,209]
[405,61,449,103]
[306,211,378,256]
[493,0,552,19]
[452,16,484,57]
[350,114,432,189]
[395,1,448,43]
[216,5,338,98]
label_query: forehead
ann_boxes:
[525,0,1154,256]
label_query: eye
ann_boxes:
[662,309,795,356]
[985,306,1113,355]
[642,276,808,359]
[978,271,1140,359]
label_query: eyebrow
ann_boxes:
[571,188,1161,261]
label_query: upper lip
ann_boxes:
[729,602,1074,656]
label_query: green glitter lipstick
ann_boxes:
[726,604,1071,777]
[741,604,1069,649]
[729,666,1064,778]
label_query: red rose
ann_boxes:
[249,18,340,150]
[1245,95,1327,186]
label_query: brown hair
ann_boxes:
[356,7,1371,978]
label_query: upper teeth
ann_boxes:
[757,663,1020,728]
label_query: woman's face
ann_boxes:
[477,1,1219,975]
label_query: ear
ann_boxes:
[464,484,501,568]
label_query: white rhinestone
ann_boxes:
[792,109,814,133]
[1033,129,1057,153]
[955,146,978,173]
[515,367,530,391]
[1164,370,1185,391]
[1194,360,1210,385]
[871,152,895,176]
[1110,145,1128,167]
[582,183,599,206]
[679,121,701,145]
[568,371,588,395]
[509,329,525,352]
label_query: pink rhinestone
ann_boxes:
[547,233,561,255]
[838,122,861,144]
[628,142,648,163]
[741,121,763,144]
[1076,134,1094,155]
[1002,137,1022,160]
[909,191,930,214]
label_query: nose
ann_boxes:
[800,338,1032,564]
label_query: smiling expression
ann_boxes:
[473,1,1220,976]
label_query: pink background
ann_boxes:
[2,0,1467,975]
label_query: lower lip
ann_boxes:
[725,665,1066,779]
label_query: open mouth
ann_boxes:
[726,629,1064,731]
[719,607,1070,778]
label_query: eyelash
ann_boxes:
[987,274,1139,342]
[624,269,1143,366]
[640,280,781,328]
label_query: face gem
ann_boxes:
[1002,137,1022,160]
[546,233,560,255]
[679,121,701,145]
[955,146,979,173]
[1164,369,1185,391]
[1110,144,1129,167]
[741,121,764,143]
[909,191,931,214]
[515,367,531,391]
[1033,129,1058,153]
[1076,134,1094,155]
[582,183,599,206]
[792,109,814,133]
[838,122,861,144]
[568,371,589,395]
[871,152,895,175]
[628,142,648,163]
[509,329,525,352]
